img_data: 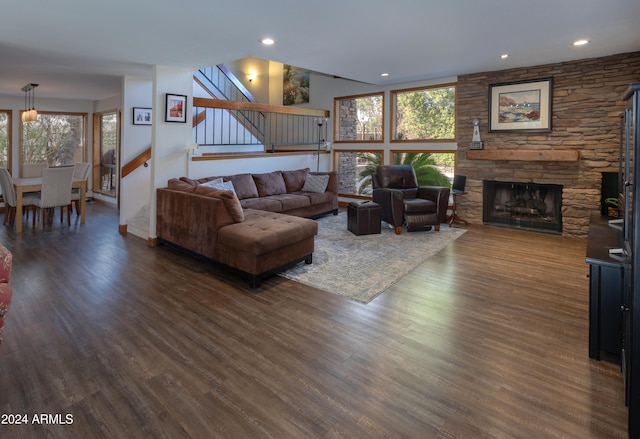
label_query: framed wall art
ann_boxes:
[488,78,553,132]
[165,93,187,123]
[132,107,152,125]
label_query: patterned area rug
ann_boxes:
[279,212,467,304]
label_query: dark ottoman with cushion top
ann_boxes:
[348,201,382,235]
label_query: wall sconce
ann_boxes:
[247,72,257,83]
[470,118,483,149]
[21,83,39,123]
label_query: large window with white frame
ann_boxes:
[334,92,384,143]
[391,83,456,142]
[21,111,87,167]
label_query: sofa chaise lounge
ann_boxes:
[156,168,337,287]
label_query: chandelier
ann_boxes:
[21,83,39,123]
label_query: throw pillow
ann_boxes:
[302,174,329,193]
[194,186,244,222]
[200,177,224,188]
[209,180,237,196]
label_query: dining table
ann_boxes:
[12,177,87,233]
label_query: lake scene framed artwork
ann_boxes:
[489,78,552,132]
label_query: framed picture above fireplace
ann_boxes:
[488,78,552,133]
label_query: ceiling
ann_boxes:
[1,0,639,101]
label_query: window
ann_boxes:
[0,111,10,169]
[94,111,118,197]
[21,112,86,166]
[334,150,383,197]
[391,150,455,187]
[391,83,456,141]
[334,93,384,142]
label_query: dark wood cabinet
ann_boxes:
[621,83,640,439]
[586,215,624,362]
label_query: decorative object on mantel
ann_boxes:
[278,212,466,303]
[165,93,187,123]
[132,107,152,125]
[466,149,579,162]
[489,77,553,133]
[470,118,483,149]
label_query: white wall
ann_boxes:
[148,66,193,238]
[120,76,153,231]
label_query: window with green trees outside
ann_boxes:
[21,112,86,166]
[391,83,456,141]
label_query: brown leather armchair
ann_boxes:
[372,165,450,234]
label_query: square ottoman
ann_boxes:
[348,201,381,235]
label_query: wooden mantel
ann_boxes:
[466,149,579,162]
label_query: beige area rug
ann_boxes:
[278,212,467,304]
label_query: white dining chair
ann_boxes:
[70,162,90,217]
[21,162,48,178]
[32,166,75,228]
[0,167,38,228]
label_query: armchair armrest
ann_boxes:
[373,187,405,227]
[418,186,451,222]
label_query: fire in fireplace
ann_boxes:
[483,180,563,234]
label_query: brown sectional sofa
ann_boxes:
[156,168,338,287]
[180,168,338,218]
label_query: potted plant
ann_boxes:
[605,197,620,218]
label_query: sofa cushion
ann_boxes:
[403,198,437,213]
[217,209,318,256]
[253,171,287,197]
[302,173,329,193]
[194,186,244,222]
[240,197,283,212]
[168,178,197,193]
[282,168,310,192]
[179,176,198,186]
[267,194,311,211]
[294,190,335,205]
[227,173,259,200]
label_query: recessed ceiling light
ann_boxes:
[501,54,509,59]
[260,37,276,46]
[573,39,589,46]
[380,73,389,77]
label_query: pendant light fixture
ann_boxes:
[21,83,39,123]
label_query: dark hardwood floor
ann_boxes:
[0,203,628,438]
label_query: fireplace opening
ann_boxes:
[483,180,563,235]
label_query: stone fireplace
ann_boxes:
[452,52,640,239]
[483,180,563,235]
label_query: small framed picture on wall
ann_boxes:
[132,107,152,125]
[165,94,187,123]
